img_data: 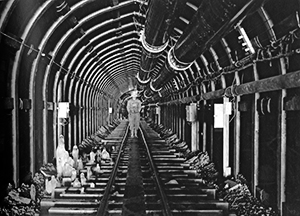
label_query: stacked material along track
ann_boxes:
[40,121,128,216]
[41,120,228,216]
[140,121,229,216]
[40,120,168,216]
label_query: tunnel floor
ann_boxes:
[38,120,240,216]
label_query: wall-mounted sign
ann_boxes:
[47,102,54,110]
[155,106,160,114]
[186,103,197,122]
[214,104,223,128]
[58,102,69,118]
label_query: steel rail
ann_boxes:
[139,123,173,216]
[96,123,130,216]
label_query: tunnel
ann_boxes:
[0,0,300,215]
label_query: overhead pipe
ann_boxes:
[159,69,300,105]
[225,69,300,97]
[137,0,182,84]
[142,88,152,100]
[146,0,265,99]
[141,89,157,103]
[149,91,162,103]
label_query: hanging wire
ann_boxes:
[165,26,300,100]
[132,0,148,34]
[0,30,114,98]
[184,8,300,80]
[229,97,237,123]
[1,5,297,101]
[216,9,300,68]
[238,4,299,41]
[132,16,143,33]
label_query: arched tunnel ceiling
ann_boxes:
[1,0,300,103]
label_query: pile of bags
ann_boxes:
[146,118,278,215]
[147,121,192,157]
[78,119,120,154]
[78,135,101,154]
[0,172,45,216]
[184,151,218,186]
[218,174,278,216]
[147,118,218,185]
[0,120,120,216]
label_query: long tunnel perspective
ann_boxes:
[1,0,300,215]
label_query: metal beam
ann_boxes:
[159,69,300,105]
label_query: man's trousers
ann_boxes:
[128,113,140,137]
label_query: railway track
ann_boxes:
[41,120,228,216]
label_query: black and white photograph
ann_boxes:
[0,0,299,215]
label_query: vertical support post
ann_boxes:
[82,98,86,139]
[57,82,63,139]
[177,104,180,135]
[173,104,176,133]
[78,105,82,143]
[74,108,77,145]
[179,104,182,138]
[191,121,196,150]
[167,105,169,126]
[178,105,181,139]
[174,105,176,132]
[164,105,166,125]
[157,106,161,125]
[53,102,57,159]
[190,103,199,151]
[160,105,163,125]
[169,105,172,129]
[82,89,86,139]
[100,98,103,126]
[171,104,173,129]
[88,94,91,135]
[91,94,94,134]
[170,105,172,129]
[169,105,172,128]
[279,58,287,213]
[12,98,19,186]
[43,102,48,164]
[202,101,207,152]
[223,97,230,177]
[253,63,260,197]
[234,72,241,176]
[83,106,86,139]
[209,101,214,161]
[162,105,165,126]
[87,93,90,136]
[210,82,216,161]
[182,104,186,141]
[191,121,200,151]
[106,99,111,124]
[68,103,72,152]
[94,96,97,132]
[98,96,101,127]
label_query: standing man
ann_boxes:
[127,91,142,137]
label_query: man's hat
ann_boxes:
[131,91,138,97]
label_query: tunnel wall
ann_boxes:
[1,0,300,214]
